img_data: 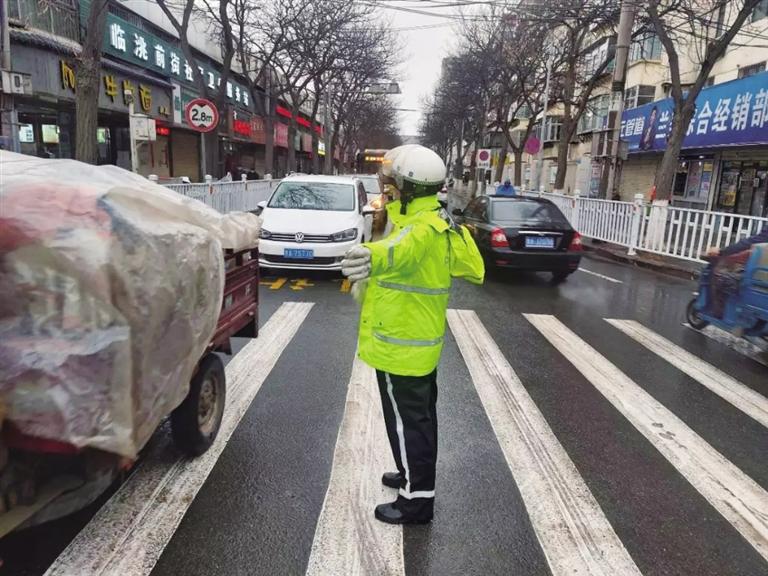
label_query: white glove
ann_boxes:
[341,245,372,282]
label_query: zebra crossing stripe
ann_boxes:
[447,310,642,576]
[683,322,768,368]
[526,314,768,564]
[305,357,404,576]
[607,319,768,429]
[45,302,315,576]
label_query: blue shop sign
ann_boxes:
[621,71,768,153]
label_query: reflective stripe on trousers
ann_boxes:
[378,370,438,502]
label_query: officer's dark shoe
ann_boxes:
[381,472,402,489]
[374,501,433,525]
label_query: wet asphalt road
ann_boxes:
[2,255,767,576]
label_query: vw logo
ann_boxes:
[295,232,305,243]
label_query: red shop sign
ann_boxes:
[233,118,251,137]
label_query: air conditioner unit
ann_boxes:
[1,71,32,95]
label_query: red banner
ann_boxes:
[274,122,289,148]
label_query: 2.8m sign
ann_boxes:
[185,98,219,133]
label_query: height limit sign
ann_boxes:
[185,98,219,133]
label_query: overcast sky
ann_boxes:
[370,2,465,135]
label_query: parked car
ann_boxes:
[258,175,375,271]
[454,195,582,282]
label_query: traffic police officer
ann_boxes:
[341,145,485,524]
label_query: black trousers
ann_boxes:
[376,369,438,517]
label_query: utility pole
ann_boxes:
[604,0,636,198]
[475,93,490,196]
[535,51,553,192]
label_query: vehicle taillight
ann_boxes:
[569,231,583,251]
[491,228,509,248]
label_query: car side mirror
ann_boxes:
[255,200,267,215]
[362,206,376,216]
[452,208,463,217]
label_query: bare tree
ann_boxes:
[324,21,398,174]
[157,0,236,177]
[529,0,621,190]
[231,0,312,176]
[642,0,765,200]
[75,0,108,164]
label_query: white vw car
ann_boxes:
[258,175,374,271]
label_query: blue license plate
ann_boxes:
[284,248,314,259]
[525,236,555,249]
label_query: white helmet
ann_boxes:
[380,144,420,180]
[392,146,446,192]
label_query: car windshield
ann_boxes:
[491,200,569,225]
[268,182,355,211]
[359,177,381,195]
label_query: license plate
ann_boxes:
[525,236,555,249]
[284,248,314,259]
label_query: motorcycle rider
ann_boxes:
[706,228,768,317]
[341,145,485,524]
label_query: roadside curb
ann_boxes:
[583,242,704,281]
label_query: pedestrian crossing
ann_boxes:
[41,302,768,576]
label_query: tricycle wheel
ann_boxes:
[171,353,226,456]
[686,298,709,330]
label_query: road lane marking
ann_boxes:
[607,319,768,429]
[260,277,288,290]
[577,268,624,284]
[45,302,315,576]
[291,278,315,291]
[526,314,768,563]
[447,310,642,576]
[683,322,768,368]
[305,357,404,576]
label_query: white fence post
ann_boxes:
[571,190,581,231]
[538,186,544,198]
[628,193,644,256]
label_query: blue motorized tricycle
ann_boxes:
[687,243,768,340]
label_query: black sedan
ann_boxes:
[453,195,583,282]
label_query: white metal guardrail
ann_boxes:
[162,179,281,213]
[522,190,767,263]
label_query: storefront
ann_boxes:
[620,70,768,216]
[714,148,768,216]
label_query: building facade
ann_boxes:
[2,0,320,179]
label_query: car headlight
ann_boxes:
[331,228,358,242]
[260,229,272,239]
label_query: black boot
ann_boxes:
[374,499,433,525]
[381,472,402,489]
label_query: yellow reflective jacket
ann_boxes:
[357,195,484,376]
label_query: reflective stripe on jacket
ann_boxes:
[357,195,484,376]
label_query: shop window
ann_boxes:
[41,125,60,145]
[97,128,112,165]
[752,0,768,22]
[738,62,766,79]
[623,85,656,109]
[18,123,35,156]
[629,34,663,63]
